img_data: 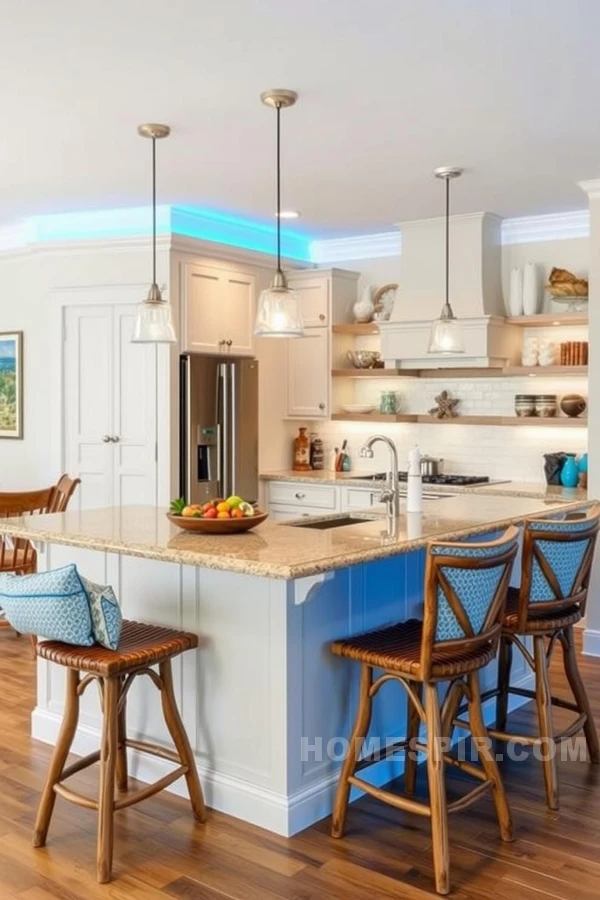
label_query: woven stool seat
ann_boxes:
[37,620,198,675]
[502,587,582,634]
[33,617,205,883]
[331,618,497,679]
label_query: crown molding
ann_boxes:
[309,231,401,264]
[578,179,600,199]
[501,210,589,244]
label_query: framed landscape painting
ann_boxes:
[0,332,23,439]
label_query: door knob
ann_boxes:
[319,402,326,410]
[225,339,232,348]
[319,313,325,321]
[102,435,111,443]
[111,436,120,443]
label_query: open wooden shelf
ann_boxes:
[332,412,418,423]
[331,413,587,427]
[332,368,419,378]
[332,323,380,335]
[505,313,588,327]
[333,365,588,379]
[502,365,588,376]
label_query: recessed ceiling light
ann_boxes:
[275,210,301,220]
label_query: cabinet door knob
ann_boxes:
[225,339,233,347]
[295,492,306,500]
[319,313,326,321]
[319,402,326,410]
[111,436,120,443]
[102,435,111,443]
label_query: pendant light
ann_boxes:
[253,90,304,338]
[428,166,464,354]
[132,123,176,344]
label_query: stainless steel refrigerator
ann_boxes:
[179,353,259,505]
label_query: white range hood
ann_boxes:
[380,211,520,367]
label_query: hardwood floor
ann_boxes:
[1,629,600,899]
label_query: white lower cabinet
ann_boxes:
[267,480,383,522]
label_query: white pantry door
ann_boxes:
[64,304,157,510]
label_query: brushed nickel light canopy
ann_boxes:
[428,166,464,355]
[253,90,304,338]
[132,123,176,344]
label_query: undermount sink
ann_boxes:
[290,515,379,530]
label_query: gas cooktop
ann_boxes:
[351,472,492,486]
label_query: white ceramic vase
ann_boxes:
[353,285,375,323]
[508,267,523,316]
[522,262,540,315]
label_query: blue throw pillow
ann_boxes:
[80,575,122,650]
[0,564,94,646]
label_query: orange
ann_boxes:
[217,511,231,519]
[216,501,231,513]
[233,508,245,518]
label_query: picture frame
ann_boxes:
[0,331,23,439]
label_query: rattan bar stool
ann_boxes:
[481,505,600,811]
[331,526,519,896]
[32,619,206,883]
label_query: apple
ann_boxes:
[204,507,218,519]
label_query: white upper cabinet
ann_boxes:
[182,262,255,355]
[286,275,329,327]
[285,268,359,419]
[287,329,330,418]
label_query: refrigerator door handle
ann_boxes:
[221,362,230,499]
[230,361,237,497]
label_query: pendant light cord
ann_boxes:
[276,102,282,274]
[152,136,157,287]
[445,175,450,310]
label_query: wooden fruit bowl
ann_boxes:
[167,510,269,534]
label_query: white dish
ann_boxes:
[342,404,375,415]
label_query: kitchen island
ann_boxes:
[0,492,591,836]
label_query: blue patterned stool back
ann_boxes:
[513,504,600,632]
[421,526,519,678]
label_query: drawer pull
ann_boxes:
[295,492,306,500]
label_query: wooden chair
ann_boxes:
[32,620,206,883]
[330,526,519,896]
[0,474,81,645]
[486,505,600,810]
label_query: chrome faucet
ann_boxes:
[359,434,400,520]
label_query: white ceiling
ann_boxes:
[3,0,600,238]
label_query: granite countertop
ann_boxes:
[260,469,588,501]
[0,495,592,580]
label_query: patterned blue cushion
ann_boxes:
[0,564,94,646]
[80,575,122,650]
[431,535,516,642]
[527,515,592,602]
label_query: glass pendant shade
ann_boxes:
[132,285,176,343]
[428,309,464,354]
[254,283,303,338]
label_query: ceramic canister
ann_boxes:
[534,394,557,417]
[515,394,536,417]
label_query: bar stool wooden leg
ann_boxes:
[467,672,513,842]
[97,677,118,884]
[33,667,80,848]
[159,660,207,823]
[533,635,559,810]
[560,624,600,764]
[404,682,422,796]
[495,636,512,733]
[424,682,449,896]
[116,680,128,793]
[331,664,373,838]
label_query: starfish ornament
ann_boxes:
[429,390,460,419]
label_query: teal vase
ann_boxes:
[560,456,578,488]
[578,453,588,473]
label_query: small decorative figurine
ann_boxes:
[429,390,460,419]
